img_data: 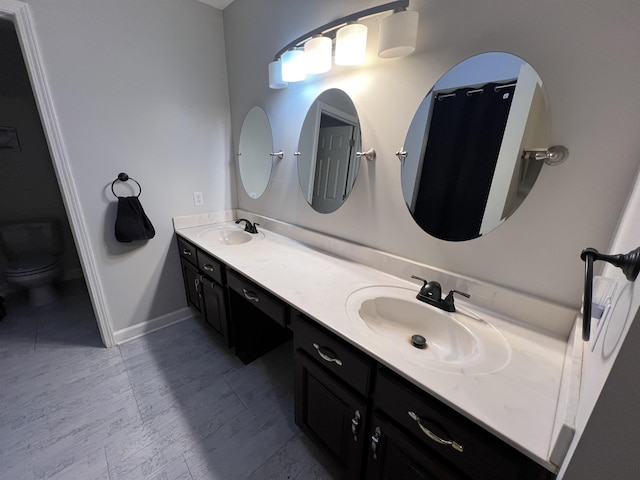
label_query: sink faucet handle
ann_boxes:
[443,289,470,312]
[449,289,470,299]
[410,275,429,287]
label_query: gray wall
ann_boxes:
[22,0,234,333]
[223,0,640,309]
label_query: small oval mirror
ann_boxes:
[238,106,274,199]
[297,89,362,214]
[401,52,550,241]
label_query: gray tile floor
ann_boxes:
[0,280,340,480]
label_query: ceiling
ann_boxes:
[197,0,235,10]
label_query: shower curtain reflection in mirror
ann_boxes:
[412,82,516,241]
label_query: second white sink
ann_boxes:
[345,286,511,375]
[196,225,263,245]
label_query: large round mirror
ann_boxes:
[401,52,550,241]
[297,89,362,214]
[238,106,274,199]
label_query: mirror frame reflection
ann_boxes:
[297,88,362,214]
[238,106,274,199]
[401,52,550,241]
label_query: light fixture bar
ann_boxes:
[272,0,409,61]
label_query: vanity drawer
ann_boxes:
[177,236,197,267]
[196,249,224,285]
[374,368,545,480]
[226,269,288,327]
[293,314,373,397]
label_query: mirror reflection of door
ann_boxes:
[312,114,358,213]
[298,89,363,214]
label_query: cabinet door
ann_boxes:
[200,276,230,347]
[180,258,202,312]
[365,413,468,480]
[295,350,367,480]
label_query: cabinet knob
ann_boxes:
[371,426,382,460]
[408,411,463,453]
[351,410,361,442]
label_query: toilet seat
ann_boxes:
[4,255,59,276]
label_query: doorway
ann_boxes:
[0,3,113,346]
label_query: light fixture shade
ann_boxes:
[378,10,419,58]
[268,59,288,89]
[304,35,332,74]
[334,23,368,66]
[281,49,307,82]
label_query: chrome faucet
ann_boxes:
[411,275,469,312]
[235,218,259,234]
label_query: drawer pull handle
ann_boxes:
[194,278,202,297]
[182,249,192,256]
[202,264,215,272]
[242,289,260,303]
[408,411,464,453]
[312,343,343,366]
[371,426,382,460]
[351,410,361,442]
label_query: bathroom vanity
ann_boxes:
[174,213,579,480]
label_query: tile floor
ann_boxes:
[0,280,340,480]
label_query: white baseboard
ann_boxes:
[113,307,194,345]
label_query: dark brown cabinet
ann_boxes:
[180,257,202,312]
[365,412,467,480]
[296,351,368,479]
[200,275,229,342]
[177,236,230,346]
[176,234,290,364]
[293,312,555,480]
[294,313,374,479]
[371,368,553,480]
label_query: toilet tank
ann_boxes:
[0,219,63,261]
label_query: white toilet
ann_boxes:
[0,219,63,306]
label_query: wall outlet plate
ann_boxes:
[193,192,203,206]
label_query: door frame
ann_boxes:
[0,0,115,346]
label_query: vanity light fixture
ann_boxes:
[281,48,307,83]
[269,0,417,89]
[304,35,332,74]
[268,59,287,89]
[334,23,368,66]
[378,8,419,58]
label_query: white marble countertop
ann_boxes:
[175,220,574,473]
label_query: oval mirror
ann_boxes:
[297,89,362,214]
[401,52,550,241]
[238,106,274,199]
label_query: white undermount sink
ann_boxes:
[345,286,511,375]
[196,226,263,245]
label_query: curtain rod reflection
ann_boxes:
[436,82,519,101]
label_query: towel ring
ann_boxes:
[111,172,142,198]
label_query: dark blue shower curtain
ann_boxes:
[413,82,516,241]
